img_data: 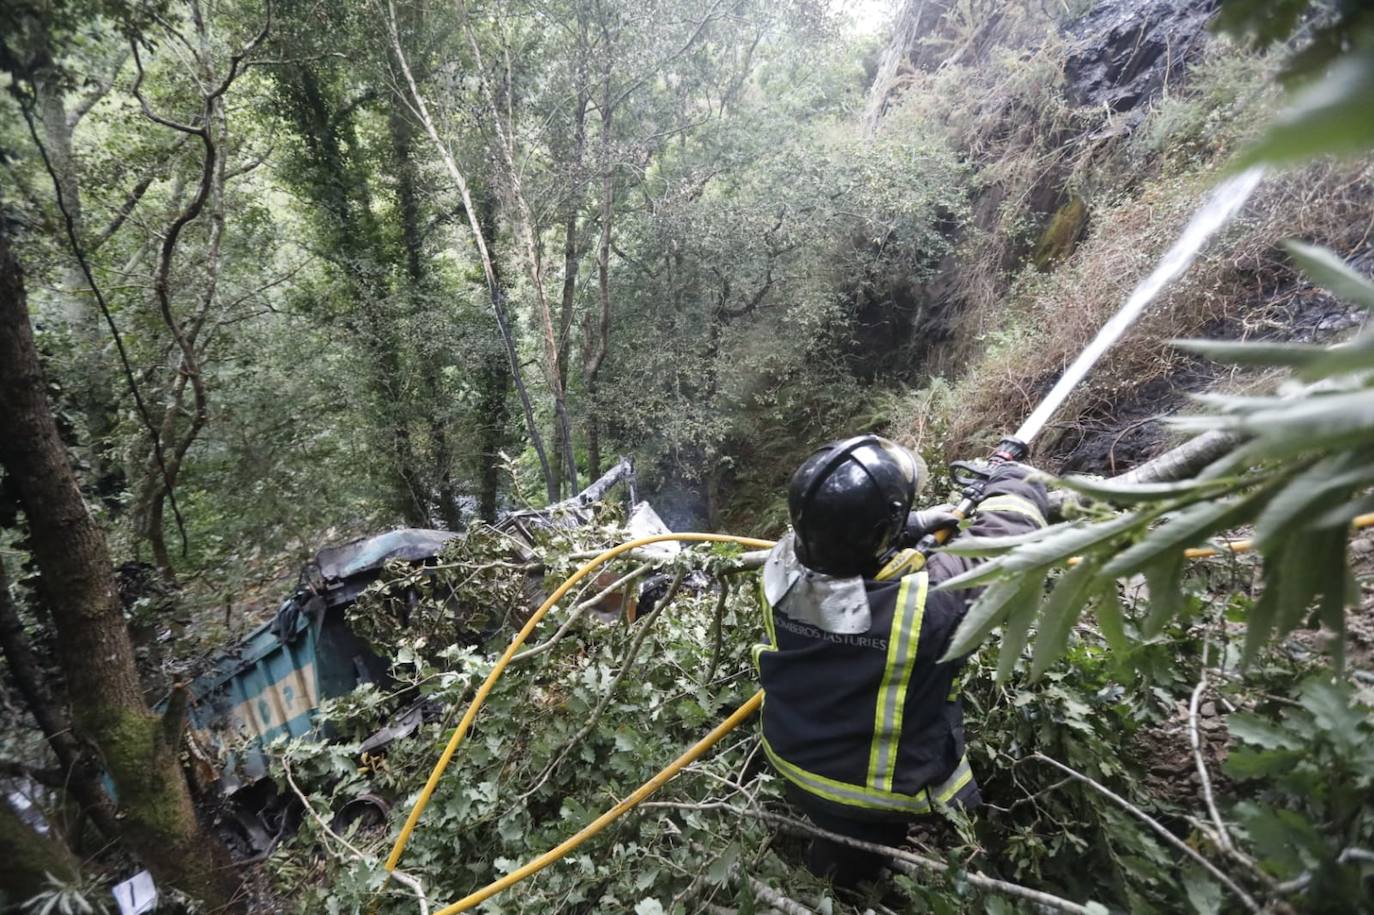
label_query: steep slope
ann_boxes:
[865,0,1373,476]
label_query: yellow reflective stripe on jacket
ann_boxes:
[866,572,928,792]
[752,577,778,671]
[977,494,1046,527]
[765,733,973,815]
[758,577,777,647]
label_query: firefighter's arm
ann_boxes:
[964,462,1049,539]
[922,464,1049,585]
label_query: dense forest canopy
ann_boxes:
[2,0,1374,912]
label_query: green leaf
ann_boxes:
[938,513,1144,591]
[995,569,1048,684]
[1299,329,1374,380]
[1211,0,1308,48]
[707,844,740,886]
[1170,338,1330,368]
[1093,585,1129,656]
[1054,473,1226,504]
[928,554,1014,591]
[1253,453,1374,549]
[1183,866,1223,915]
[1102,488,1273,579]
[1234,52,1374,170]
[1226,713,1303,750]
[1140,552,1186,638]
[1283,240,1374,311]
[1276,542,1322,630]
[1186,391,1299,413]
[1299,678,1364,740]
[1237,803,1326,877]
[1309,493,1374,529]
[1030,560,1098,679]
[1316,556,1353,673]
[938,521,1079,557]
[942,569,1046,662]
[1243,569,1282,666]
[1224,747,1305,779]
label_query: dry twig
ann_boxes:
[281,759,429,915]
[512,562,653,662]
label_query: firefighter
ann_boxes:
[754,434,1049,887]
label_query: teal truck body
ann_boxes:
[172,529,457,796]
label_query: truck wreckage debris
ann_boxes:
[162,458,685,855]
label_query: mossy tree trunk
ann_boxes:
[0,561,120,842]
[0,228,241,910]
[0,797,82,905]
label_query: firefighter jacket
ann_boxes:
[754,471,1049,821]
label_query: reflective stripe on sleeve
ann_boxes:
[759,577,778,647]
[976,494,1047,528]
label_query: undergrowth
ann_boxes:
[255,513,1371,914]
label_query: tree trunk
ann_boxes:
[0,797,82,904]
[145,484,173,572]
[463,21,578,496]
[476,349,512,522]
[391,102,461,529]
[31,51,124,501]
[553,86,589,498]
[585,49,616,479]
[0,228,242,911]
[273,61,432,527]
[476,191,514,521]
[384,24,559,504]
[0,560,122,842]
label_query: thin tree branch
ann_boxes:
[92,134,194,249]
[0,759,68,789]
[281,758,429,914]
[703,578,730,684]
[15,89,191,561]
[1028,752,1261,912]
[653,803,1096,914]
[382,0,556,499]
[67,49,130,128]
[1188,649,1231,852]
[519,569,687,800]
[512,562,653,662]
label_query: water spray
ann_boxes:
[909,166,1267,563]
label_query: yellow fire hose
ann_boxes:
[382,533,774,876]
[381,513,1374,913]
[1064,512,1374,565]
[434,691,764,915]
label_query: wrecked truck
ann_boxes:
[168,459,668,852]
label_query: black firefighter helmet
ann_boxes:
[787,435,924,578]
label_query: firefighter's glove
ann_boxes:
[904,505,960,543]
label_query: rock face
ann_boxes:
[860,0,1218,382]
[1063,0,1218,120]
